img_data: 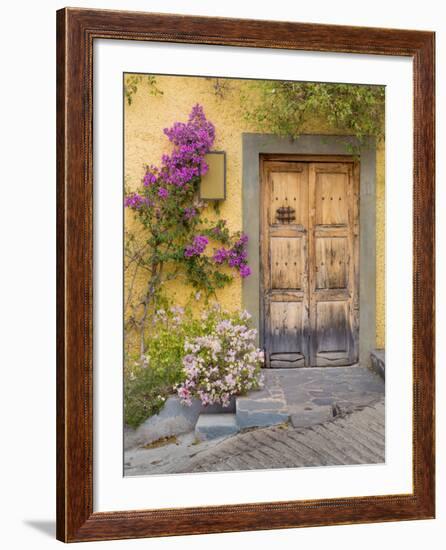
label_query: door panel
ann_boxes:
[261,163,310,367]
[315,301,349,354]
[309,163,358,366]
[261,157,359,367]
[315,171,349,225]
[271,236,303,289]
[269,301,306,367]
[315,237,348,290]
[270,171,308,227]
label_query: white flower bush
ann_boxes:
[176,308,264,407]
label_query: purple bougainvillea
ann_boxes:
[124,192,150,209]
[126,105,215,204]
[183,207,197,220]
[124,105,252,354]
[143,170,157,186]
[184,235,209,258]
[213,248,229,264]
[159,104,215,188]
[212,233,250,277]
[239,264,252,278]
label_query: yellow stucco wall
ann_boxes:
[375,147,385,348]
[125,75,385,350]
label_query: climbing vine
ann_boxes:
[124,74,163,105]
[205,77,233,99]
[125,105,251,357]
[243,81,385,145]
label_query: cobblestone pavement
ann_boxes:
[185,398,385,472]
[125,397,384,475]
[125,367,384,476]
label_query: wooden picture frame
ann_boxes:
[56,7,435,542]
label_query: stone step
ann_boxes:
[290,404,334,429]
[236,395,289,429]
[370,349,385,379]
[195,414,239,441]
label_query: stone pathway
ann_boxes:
[126,366,384,450]
[187,398,385,472]
[232,365,384,430]
[124,366,384,476]
[263,365,384,413]
[125,398,384,475]
[125,431,229,476]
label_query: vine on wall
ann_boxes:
[243,81,385,145]
[124,74,163,105]
[125,105,250,357]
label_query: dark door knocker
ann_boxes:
[276,206,296,223]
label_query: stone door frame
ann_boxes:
[242,133,377,367]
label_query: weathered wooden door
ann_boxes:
[261,157,359,367]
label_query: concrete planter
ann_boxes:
[124,395,236,450]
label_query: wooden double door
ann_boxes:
[261,156,359,367]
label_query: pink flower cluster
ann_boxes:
[176,310,264,407]
[213,233,251,278]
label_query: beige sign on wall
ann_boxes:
[199,151,226,200]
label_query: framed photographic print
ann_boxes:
[56,7,435,542]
